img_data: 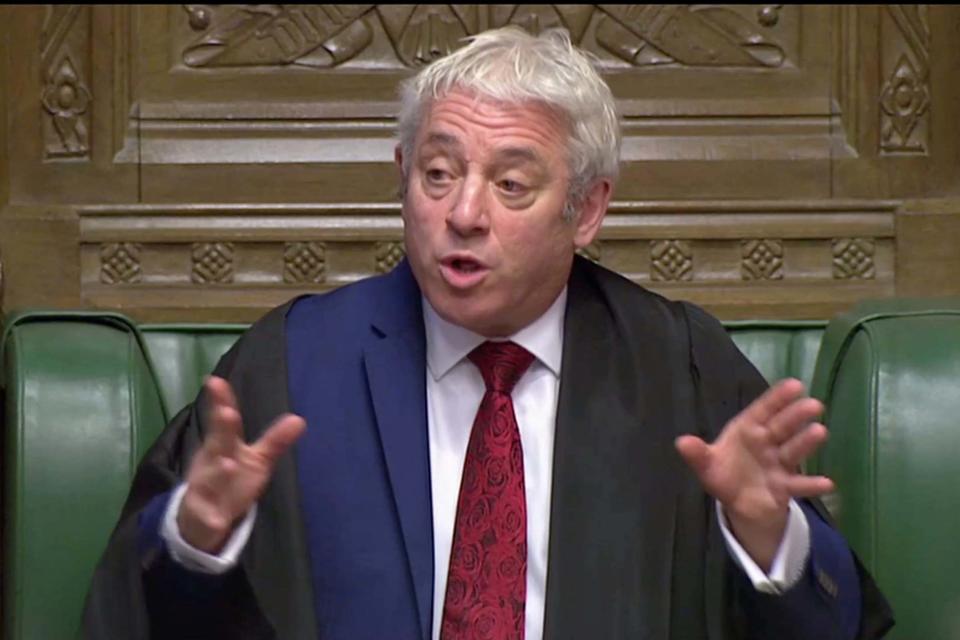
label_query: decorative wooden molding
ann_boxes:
[75,200,898,318]
[191,242,235,284]
[651,240,693,281]
[172,5,797,71]
[595,5,789,68]
[741,239,784,281]
[40,5,92,159]
[375,241,405,274]
[880,5,930,155]
[100,242,142,284]
[284,241,327,284]
[832,238,876,279]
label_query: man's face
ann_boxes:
[399,90,606,337]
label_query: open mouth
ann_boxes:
[440,255,489,288]
[450,257,482,273]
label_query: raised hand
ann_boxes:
[177,376,306,553]
[675,378,833,570]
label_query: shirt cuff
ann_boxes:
[716,498,810,595]
[160,482,257,575]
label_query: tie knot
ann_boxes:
[468,341,535,394]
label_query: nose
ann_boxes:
[446,173,489,236]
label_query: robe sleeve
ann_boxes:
[682,302,894,640]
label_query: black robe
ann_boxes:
[82,257,894,639]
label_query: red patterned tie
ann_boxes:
[441,341,535,640]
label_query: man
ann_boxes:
[83,27,893,639]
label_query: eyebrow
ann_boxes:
[420,133,547,168]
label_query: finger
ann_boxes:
[675,435,712,477]
[251,414,307,465]
[737,378,806,428]
[203,377,243,456]
[783,474,834,498]
[778,422,829,469]
[767,397,823,445]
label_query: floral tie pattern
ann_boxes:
[441,341,535,640]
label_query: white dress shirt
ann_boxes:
[162,287,812,638]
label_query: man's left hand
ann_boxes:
[675,378,834,572]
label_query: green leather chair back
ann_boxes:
[0,311,823,640]
[726,320,826,389]
[810,299,960,640]
[140,324,246,419]
[0,313,167,640]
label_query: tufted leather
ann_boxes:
[0,311,825,640]
[809,299,960,640]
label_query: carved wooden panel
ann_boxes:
[72,200,898,320]
[2,5,960,322]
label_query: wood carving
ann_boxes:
[832,238,875,280]
[182,5,375,68]
[880,6,930,154]
[375,241,405,274]
[741,239,783,280]
[191,242,235,284]
[100,243,143,284]
[284,242,327,283]
[595,5,786,67]
[40,5,92,159]
[651,240,693,281]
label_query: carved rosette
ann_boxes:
[741,239,784,281]
[880,6,930,154]
[375,242,406,274]
[576,241,602,264]
[284,242,327,284]
[832,239,876,280]
[651,240,693,282]
[100,243,143,284]
[40,6,92,159]
[191,242,235,284]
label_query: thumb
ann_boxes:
[252,414,307,465]
[675,435,712,477]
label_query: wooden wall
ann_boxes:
[2,5,959,322]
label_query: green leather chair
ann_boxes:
[810,299,960,640]
[0,311,824,640]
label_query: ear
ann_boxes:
[395,144,409,206]
[573,179,612,249]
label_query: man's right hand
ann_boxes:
[177,376,306,553]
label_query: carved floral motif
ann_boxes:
[40,6,91,158]
[741,239,783,280]
[284,242,327,283]
[651,240,693,281]
[100,243,143,284]
[832,239,875,280]
[375,242,405,273]
[191,242,235,284]
[880,5,930,154]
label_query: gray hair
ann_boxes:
[397,26,621,220]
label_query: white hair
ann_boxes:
[397,26,621,220]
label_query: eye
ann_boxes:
[498,179,527,195]
[426,168,450,183]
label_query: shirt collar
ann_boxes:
[423,288,567,381]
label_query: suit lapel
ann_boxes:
[363,261,434,640]
[543,259,686,640]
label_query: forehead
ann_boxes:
[416,91,570,160]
